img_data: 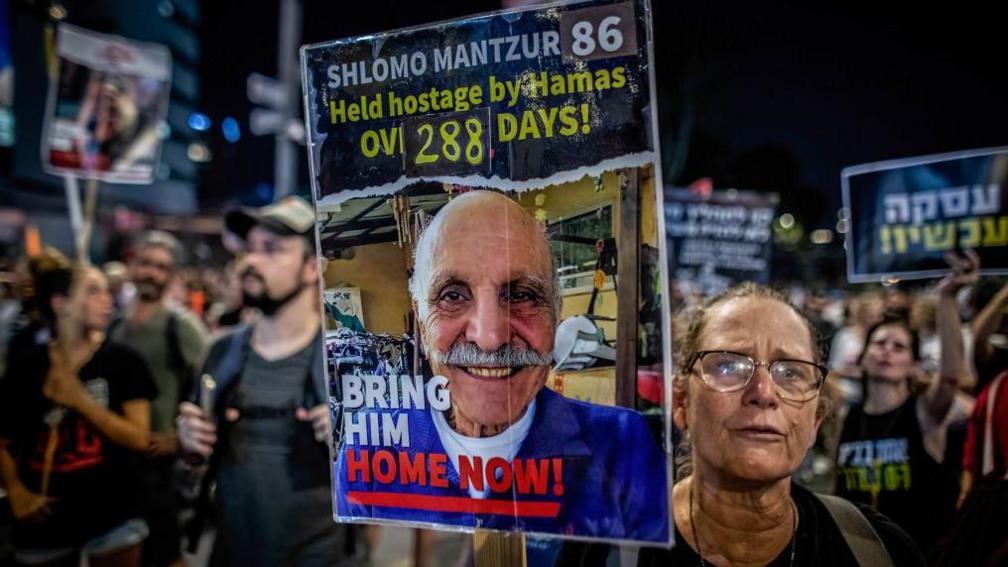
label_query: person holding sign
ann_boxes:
[0,264,156,567]
[638,284,923,566]
[334,190,668,542]
[834,251,978,553]
[176,197,367,567]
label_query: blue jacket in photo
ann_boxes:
[333,387,670,543]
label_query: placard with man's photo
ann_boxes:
[302,0,673,545]
[42,24,171,184]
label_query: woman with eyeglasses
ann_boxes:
[637,282,923,567]
[834,251,978,555]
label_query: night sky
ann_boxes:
[199,2,1008,236]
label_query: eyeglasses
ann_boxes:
[687,350,827,402]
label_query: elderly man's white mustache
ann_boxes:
[430,341,553,368]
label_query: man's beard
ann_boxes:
[241,267,304,317]
[135,277,165,301]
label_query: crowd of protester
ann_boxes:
[0,197,365,567]
[0,197,1006,565]
[0,239,223,567]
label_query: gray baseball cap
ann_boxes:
[225,196,315,239]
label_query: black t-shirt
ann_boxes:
[4,320,49,367]
[834,395,958,553]
[0,342,157,549]
[552,484,922,566]
[212,335,352,566]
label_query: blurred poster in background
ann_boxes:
[664,187,777,298]
[41,24,171,183]
[842,147,1008,282]
[0,0,14,147]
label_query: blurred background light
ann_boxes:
[188,112,211,132]
[222,117,241,143]
[810,229,833,244]
[778,213,795,230]
[187,142,212,162]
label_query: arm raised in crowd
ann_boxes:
[971,279,1008,365]
[926,250,979,422]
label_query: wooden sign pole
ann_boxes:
[473,530,526,567]
[615,167,641,409]
[63,174,84,260]
[63,174,100,264]
[78,177,100,264]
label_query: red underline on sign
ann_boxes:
[346,491,561,518]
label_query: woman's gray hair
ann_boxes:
[673,282,835,481]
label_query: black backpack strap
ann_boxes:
[184,324,252,552]
[303,329,327,408]
[106,315,124,340]
[193,324,252,414]
[814,493,894,567]
[165,310,196,401]
[214,325,252,414]
[165,310,183,372]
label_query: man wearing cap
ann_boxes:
[177,196,365,566]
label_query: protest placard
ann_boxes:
[41,24,171,184]
[302,0,670,545]
[0,0,13,147]
[664,187,777,297]
[842,147,1008,282]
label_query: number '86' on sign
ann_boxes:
[560,1,637,62]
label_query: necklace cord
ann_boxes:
[688,482,798,567]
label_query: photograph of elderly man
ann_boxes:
[328,188,668,543]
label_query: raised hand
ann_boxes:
[937,249,980,297]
